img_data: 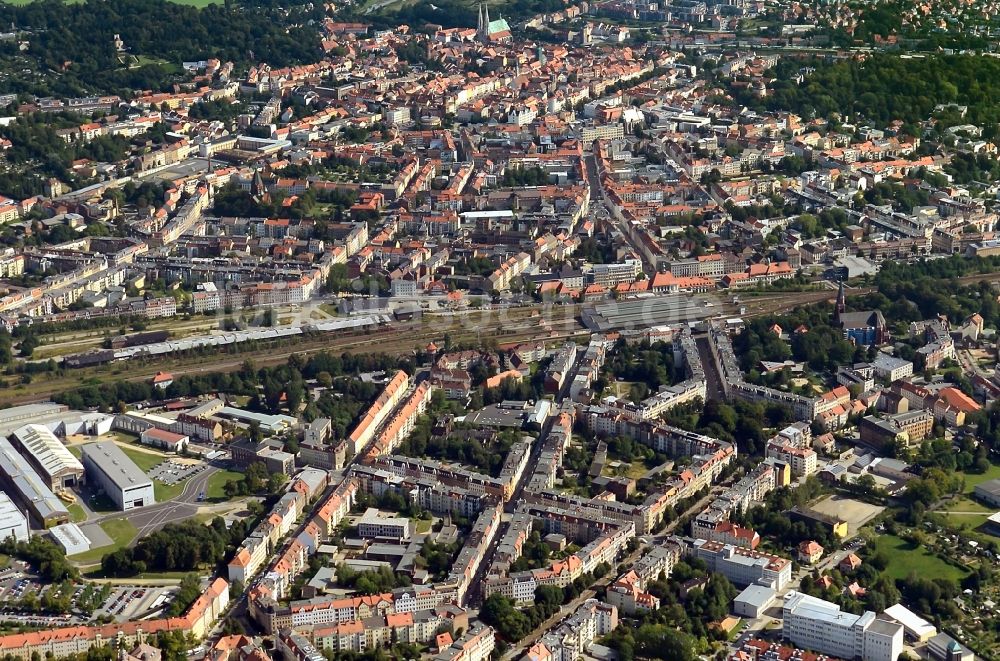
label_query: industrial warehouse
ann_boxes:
[0,436,70,527]
[9,424,84,491]
[81,443,155,511]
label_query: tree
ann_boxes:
[230,579,245,599]
[479,593,532,642]
[267,471,289,494]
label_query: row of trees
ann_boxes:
[102,517,253,576]
[53,351,411,414]
[0,536,78,583]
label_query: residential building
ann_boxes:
[690,539,792,590]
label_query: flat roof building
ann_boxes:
[214,407,297,434]
[733,584,776,618]
[691,539,792,590]
[0,437,69,528]
[883,603,937,642]
[782,591,902,661]
[9,424,84,490]
[974,478,1000,508]
[230,439,295,475]
[927,632,974,661]
[0,491,28,542]
[49,522,91,555]
[0,404,69,435]
[81,442,155,511]
[356,508,412,541]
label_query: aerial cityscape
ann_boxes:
[0,0,999,660]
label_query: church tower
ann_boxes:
[477,2,490,40]
[250,168,270,205]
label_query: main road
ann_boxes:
[583,150,657,277]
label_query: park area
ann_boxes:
[874,533,970,582]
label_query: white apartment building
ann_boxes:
[691,539,792,590]
[872,353,914,382]
[538,599,618,661]
[782,592,903,661]
[356,508,412,541]
[765,441,817,477]
[588,259,642,288]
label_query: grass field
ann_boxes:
[603,460,647,480]
[68,502,88,523]
[116,444,165,472]
[962,464,1000,494]
[153,481,184,502]
[115,431,140,445]
[206,469,244,501]
[875,534,970,582]
[937,495,996,532]
[414,518,432,533]
[70,519,138,565]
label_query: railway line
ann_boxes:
[2,310,587,405]
[1,286,869,405]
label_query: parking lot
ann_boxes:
[0,560,180,625]
[0,562,87,626]
[148,460,207,485]
[94,585,179,622]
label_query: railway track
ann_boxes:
[3,285,870,405]
[3,314,587,405]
